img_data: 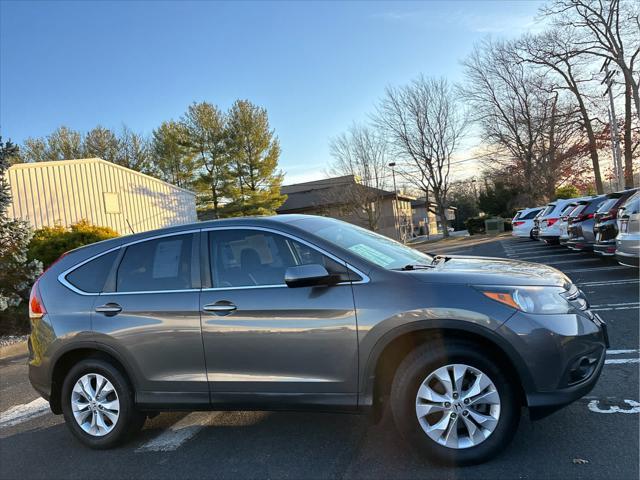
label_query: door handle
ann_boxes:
[95,303,122,315]
[202,302,237,313]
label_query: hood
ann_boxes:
[410,255,571,287]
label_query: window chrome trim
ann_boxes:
[57,225,370,296]
[201,225,370,290]
[58,229,201,296]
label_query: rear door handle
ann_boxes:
[202,302,237,313]
[95,303,122,315]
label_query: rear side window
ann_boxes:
[522,209,541,220]
[116,234,195,292]
[596,198,617,213]
[584,198,607,214]
[66,250,118,293]
[541,204,555,217]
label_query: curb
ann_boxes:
[0,340,28,361]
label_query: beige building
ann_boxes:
[410,198,457,236]
[277,175,414,241]
[6,158,197,235]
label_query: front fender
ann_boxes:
[358,315,535,407]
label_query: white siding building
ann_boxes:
[6,158,197,234]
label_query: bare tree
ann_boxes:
[518,29,606,192]
[543,0,639,187]
[461,39,589,203]
[329,124,389,231]
[375,76,465,238]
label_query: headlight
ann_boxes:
[476,286,572,314]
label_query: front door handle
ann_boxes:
[95,303,122,316]
[202,302,237,314]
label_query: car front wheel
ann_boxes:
[390,341,520,465]
[61,358,145,449]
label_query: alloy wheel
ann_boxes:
[415,363,501,449]
[71,373,120,437]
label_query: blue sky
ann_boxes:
[1,0,544,184]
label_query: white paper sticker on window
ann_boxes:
[152,240,182,278]
[348,243,394,267]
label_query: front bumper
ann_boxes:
[497,308,608,419]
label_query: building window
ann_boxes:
[104,192,121,214]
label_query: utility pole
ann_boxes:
[602,61,624,191]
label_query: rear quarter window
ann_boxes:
[523,209,542,219]
[65,250,119,293]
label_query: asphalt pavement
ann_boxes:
[1,235,638,480]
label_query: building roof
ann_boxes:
[278,175,414,213]
[410,197,457,210]
[9,158,196,196]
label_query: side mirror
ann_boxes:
[285,264,331,288]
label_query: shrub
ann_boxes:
[465,216,487,235]
[28,220,118,269]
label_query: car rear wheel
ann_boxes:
[61,359,145,449]
[390,341,520,465]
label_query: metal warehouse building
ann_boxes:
[6,158,197,234]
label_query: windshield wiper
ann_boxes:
[394,263,435,271]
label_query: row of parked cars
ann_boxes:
[512,188,640,267]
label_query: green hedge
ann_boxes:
[465,216,486,235]
[28,220,118,269]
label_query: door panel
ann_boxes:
[95,232,208,405]
[200,228,359,401]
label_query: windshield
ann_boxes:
[309,221,433,269]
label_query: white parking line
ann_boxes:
[0,397,50,428]
[579,279,639,287]
[507,253,583,260]
[605,358,640,364]
[136,412,221,452]
[607,349,639,355]
[590,302,640,311]
[536,258,604,265]
[563,266,629,273]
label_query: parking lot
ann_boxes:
[1,234,638,480]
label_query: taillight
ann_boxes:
[546,218,559,227]
[513,221,525,226]
[576,213,594,222]
[29,279,46,319]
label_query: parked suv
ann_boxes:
[538,198,591,244]
[28,215,608,465]
[565,195,608,252]
[557,201,584,246]
[616,192,640,267]
[593,189,639,256]
[511,207,543,239]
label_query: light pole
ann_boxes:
[388,162,400,240]
[471,177,478,203]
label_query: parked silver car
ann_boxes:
[28,215,608,465]
[616,192,640,267]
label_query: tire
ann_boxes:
[61,358,145,449]
[390,340,520,465]
[529,229,535,240]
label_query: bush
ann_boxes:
[465,216,487,235]
[28,220,118,269]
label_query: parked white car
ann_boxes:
[557,201,586,244]
[511,206,544,239]
[538,197,592,244]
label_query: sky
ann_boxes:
[1,0,545,185]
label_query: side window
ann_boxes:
[523,209,541,220]
[209,229,349,288]
[66,250,119,293]
[116,234,195,292]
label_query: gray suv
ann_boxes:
[28,215,608,465]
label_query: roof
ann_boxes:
[410,197,458,210]
[278,175,413,213]
[9,158,196,196]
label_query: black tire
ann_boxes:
[61,358,145,449]
[390,340,520,465]
[529,229,535,240]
